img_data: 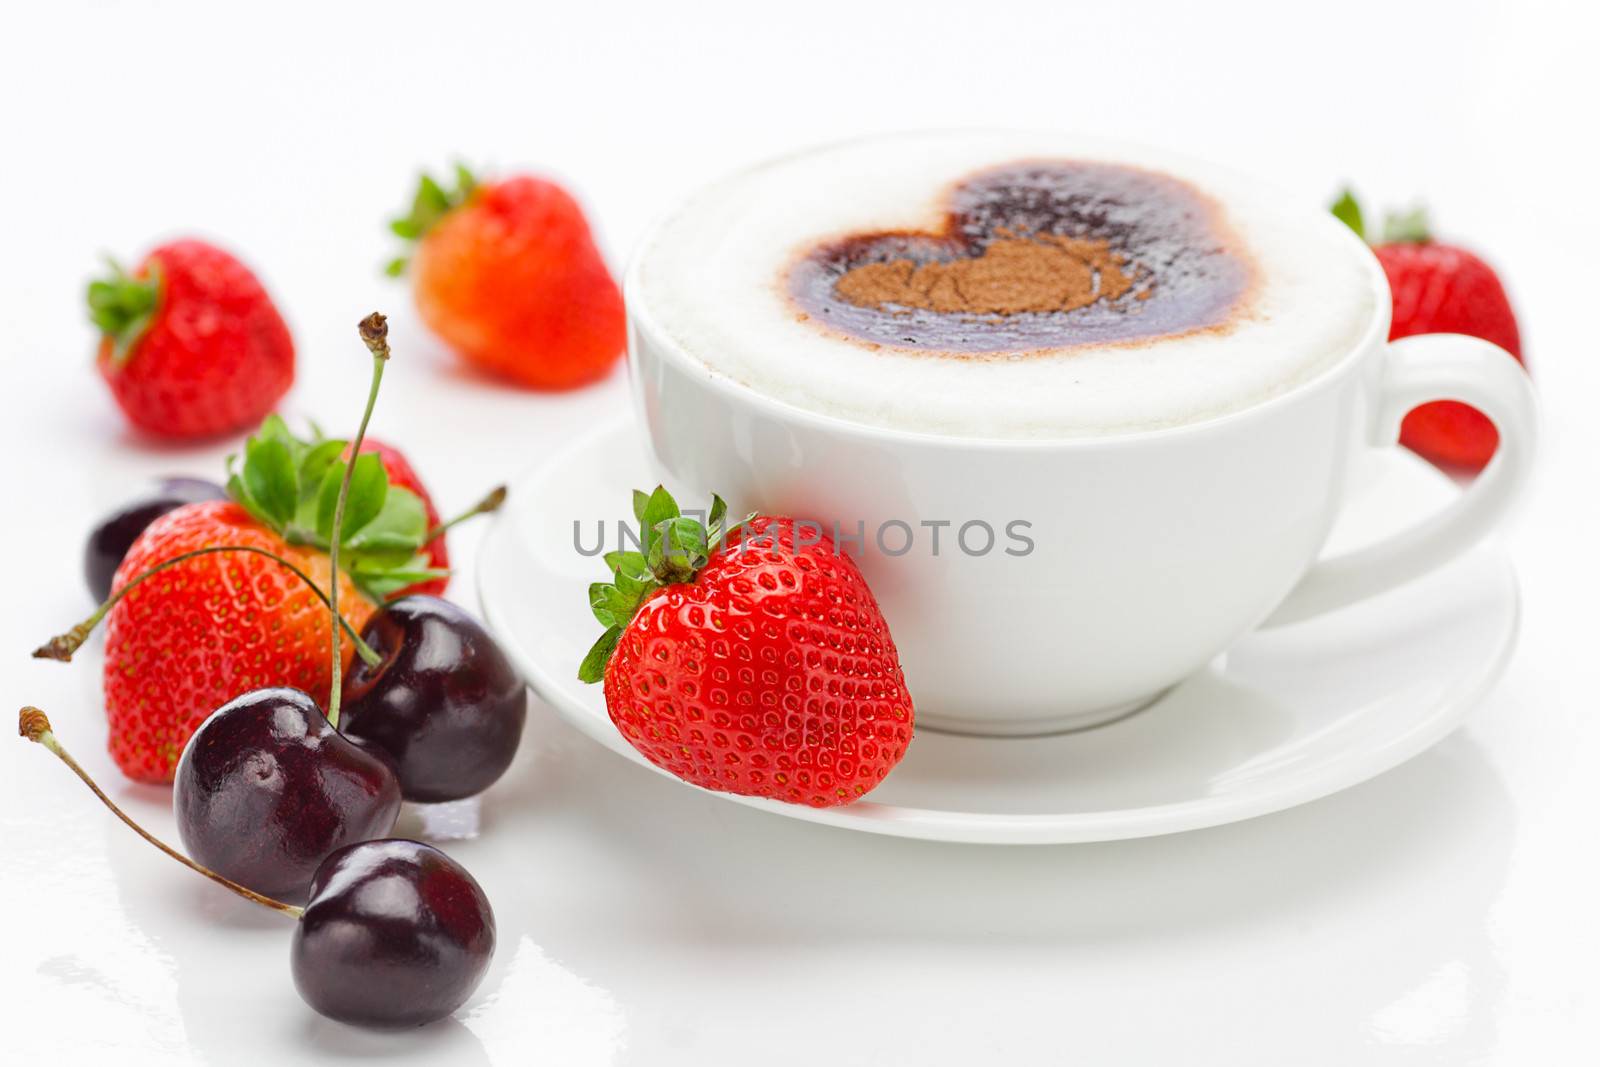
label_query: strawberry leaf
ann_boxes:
[242,436,298,528]
[349,556,449,600]
[1330,188,1365,241]
[347,485,428,544]
[223,414,462,602]
[613,564,651,594]
[314,460,345,542]
[316,454,387,545]
[346,533,425,559]
[589,585,616,628]
[604,550,649,580]
[87,258,161,365]
[578,627,622,684]
[224,469,275,531]
[384,164,478,277]
[579,486,737,684]
[344,487,429,568]
[589,582,632,628]
[297,439,346,501]
[1381,206,1432,244]
[638,486,679,555]
[254,413,294,449]
[650,515,707,582]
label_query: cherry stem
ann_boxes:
[326,313,390,731]
[32,545,381,667]
[17,707,304,919]
[423,484,508,546]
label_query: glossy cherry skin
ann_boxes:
[340,596,527,803]
[292,838,496,1028]
[174,688,402,900]
[84,477,226,600]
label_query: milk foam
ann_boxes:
[633,131,1381,439]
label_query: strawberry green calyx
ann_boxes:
[577,486,749,684]
[384,163,478,277]
[1330,189,1434,245]
[87,258,161,365]
[224,413,447,603]
[1380,206,1432,244]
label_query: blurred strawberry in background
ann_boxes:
[1333,191,1526,471]
[89,239,295,439]
[387,165,625,390]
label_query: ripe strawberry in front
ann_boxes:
[82,415,449,782]
[580,488,915,807]
[102,499,375,782]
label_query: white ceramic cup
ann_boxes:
[625,164,1539,737]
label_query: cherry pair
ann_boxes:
[176,592,526,900]
[21,707,493,1028]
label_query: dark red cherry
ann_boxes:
[292,838,496,1027]
[84,477,226,600]
[340,596,527,803]
[174,687,402,900]
[22,707,497,1031]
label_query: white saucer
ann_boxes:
[476,417,1519,845]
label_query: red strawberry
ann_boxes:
[73,406,468,782]
[1332,193,1526,469]
[349,437,449,598]
[579,488,915,807]
[386,165,625,390]
[101,500,376,783]
[89,239,295,439]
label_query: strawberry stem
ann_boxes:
[18,707,304,919]
[423,485,507,546]
[326,313,391,730]
[32,544,381,666]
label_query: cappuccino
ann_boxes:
[635,131,1378,439]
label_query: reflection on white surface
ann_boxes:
[406,796,484,841]
[36,953,189,1058]
[519,717,1516,1065]
[464,936,627,1065]
[1369,961,1474,1047]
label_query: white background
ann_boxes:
[2,1,1596,1063]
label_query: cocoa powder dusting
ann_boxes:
[833,232,1140,317]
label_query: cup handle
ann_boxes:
[1263,333,1538,627]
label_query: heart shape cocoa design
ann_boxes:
[787,160,1251,355]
